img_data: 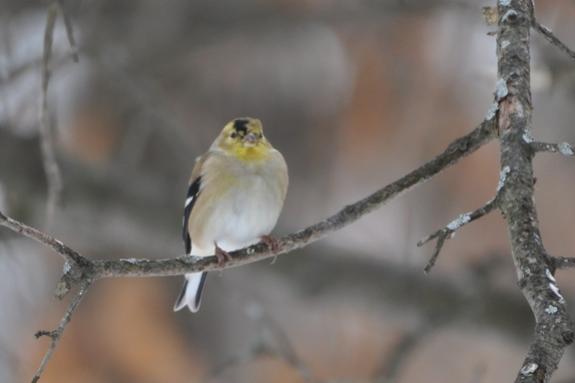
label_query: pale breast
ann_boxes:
[189,151,287,254]
[214,173,283,250]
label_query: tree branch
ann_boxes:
[0,118,495,282]
[40,2,64,228]
[31,279,91,383]
[418,195,500,273]
[530,141,575,157]
[496,1,574,382]
[532,20,575,62]
[0,211,87,267]
[56,0,80,62]
[551,256,575,270]
[91,118,495,279]
[0,115,495,381]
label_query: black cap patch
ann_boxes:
[233,119,249,135]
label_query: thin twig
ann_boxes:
[40,2,63,229]
[56,0,79,62]
[0,53,74,89]
[533,20,575,62]
[31,279,91,383]
[418,196,500,273]
[0,211,87,266]
[530,141,575,157]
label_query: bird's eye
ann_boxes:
[230,132,237,139]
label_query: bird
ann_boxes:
[173,117,289,312]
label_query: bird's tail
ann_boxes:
[173,272,207,312]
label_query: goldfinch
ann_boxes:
[173,117,288,312]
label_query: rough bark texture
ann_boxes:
[496,1,574,382]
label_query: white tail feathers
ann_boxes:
[173,272,207,312]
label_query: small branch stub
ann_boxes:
[552,256,575,270]
[531,141,575,156]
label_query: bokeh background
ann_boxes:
[1,0,575,382]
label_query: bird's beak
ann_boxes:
[244,132,258,144]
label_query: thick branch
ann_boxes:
[496,1,574,382]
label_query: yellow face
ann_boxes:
[217,117,271,161]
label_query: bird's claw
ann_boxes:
[260,235,280,253]
[215,244,232,266]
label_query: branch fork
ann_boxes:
[418,194,501,274]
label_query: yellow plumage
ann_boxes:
[173,117,288,312]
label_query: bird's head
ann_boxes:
[215,117,272,161]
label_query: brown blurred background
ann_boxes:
[1,0,575,382]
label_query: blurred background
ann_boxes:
[1,0,575,382]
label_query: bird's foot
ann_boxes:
[260,235,280,253]
[214,243,232,266]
